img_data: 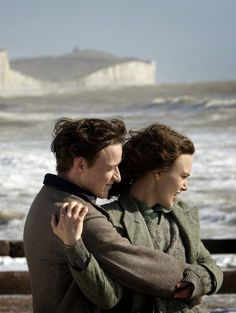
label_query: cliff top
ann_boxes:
[10,49,148,82]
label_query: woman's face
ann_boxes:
[154,154,192,209]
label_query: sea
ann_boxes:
[0,82,235,278]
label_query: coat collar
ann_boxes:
[43,173,97,203]
[118,193,154,249]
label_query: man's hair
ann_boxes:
[109,123,195,197]
[51,117,126,174]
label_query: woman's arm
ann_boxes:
[184,240,223,297]
[65,241,123,309]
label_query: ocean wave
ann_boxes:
[151,95,236,108]
[200,210,235,225]
[200,225,236,239]
[213,254,236,268]
[206,98,236,107]
[0,211,25,221]
[0,111,56,123]
[151,95,205,105]
[0,110,123,125]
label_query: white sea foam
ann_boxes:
[152,95,206,105]
[0,256,28,271]
[206,98,236,107]
[152,95,236,108]
[0,111,57,122]
[214,254,236,268]
[0,140,55,220]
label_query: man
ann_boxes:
[24,118,190,313]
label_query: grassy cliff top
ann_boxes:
[10,49,143,82]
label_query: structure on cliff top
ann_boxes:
[0,49,156,96]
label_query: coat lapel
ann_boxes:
[118,194,154,249]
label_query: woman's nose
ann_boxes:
[182,181,188,192]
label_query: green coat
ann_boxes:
[102,193,223,312]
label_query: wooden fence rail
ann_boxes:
[0,239,236,295]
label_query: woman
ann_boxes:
[101,123,223,312]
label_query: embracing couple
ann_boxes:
[24,117,223,313]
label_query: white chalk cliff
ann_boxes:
[0,50,43,96]
[0,49,156,96]
[77,61,156,87]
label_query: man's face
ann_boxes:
[80,143,122,198]
[154,154,192,208]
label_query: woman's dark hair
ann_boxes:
[109,123,195,197]
[51,117,126,174]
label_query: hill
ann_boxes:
[10,49,139,82]
[0,49,156,96]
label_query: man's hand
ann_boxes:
[174,281,194,299]
[51,201,88,245]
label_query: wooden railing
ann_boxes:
[0,239,236,295]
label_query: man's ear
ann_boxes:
[74,157,86,172]
[153,170,162,181]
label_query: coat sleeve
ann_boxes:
[197,240,223,294]
[181,204,223,298]
[80,202,189,298]
[183,240,223,298]
[66,240,123,309]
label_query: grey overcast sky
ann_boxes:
[1,0,236,83]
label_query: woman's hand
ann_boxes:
[174,281,194,299]
[51,201,88,245]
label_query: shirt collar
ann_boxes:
[132,196,173,215]
[152,204,173,213]
[43,173,97,203]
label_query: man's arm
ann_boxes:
[80,200,188,297]
[52,201,123,309]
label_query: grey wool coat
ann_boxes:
[24,184,190,313]
[102,193,223,313]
